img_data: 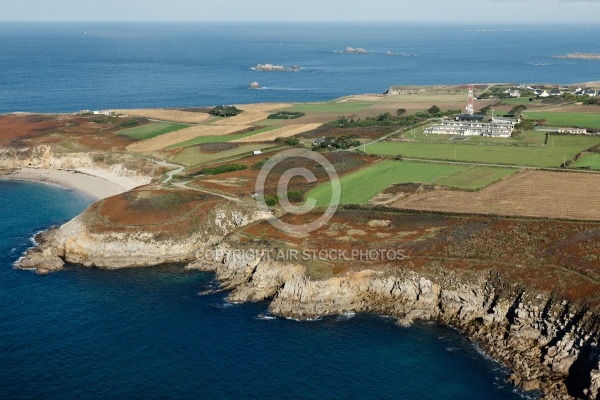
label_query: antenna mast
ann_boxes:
[466,84,475,116]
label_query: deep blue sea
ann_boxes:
[0,22,599,113]
[0,181,533,399]
[2,22,593,398]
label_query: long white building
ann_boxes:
[424,120,514,138]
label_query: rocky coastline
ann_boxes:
[190,241,600,399]
[7,144,600,399]
[15,204,600,399]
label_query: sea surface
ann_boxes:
[0,181,534,399]
[1,22,591,398]
[0,22,599,113]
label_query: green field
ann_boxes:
[284,101,375,114]
[500,98,538,105]
[306,160,463,206]
[367,135,600,168]
[436,166,518,190]
[117,122,189,140]
[171,143,276,167]
[168,126,279,149]
[571,153,600,170]
[523,112,600,129]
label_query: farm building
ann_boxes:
[558,128,588,134]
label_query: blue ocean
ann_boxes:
[2,22,597,398]
[0,22,599,113]
[0,182,533,399]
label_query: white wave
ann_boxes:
[285,315,322,322]
[256,313,276,320]
[527,62,551,66]
[336,311,356,320]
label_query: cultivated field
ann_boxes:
[114,109,212,124]
[171,143,274,167]
[168,126,279,148]
[367,135,600,167]
[523,111,600,129]
[435,166,518,190]
[116,122,189,140]
[231,123,322,143]
[393,170,600,220]
[307,160,463,206]
[126,125,250,152]
[210,103,291,126]
[571,153,600,169]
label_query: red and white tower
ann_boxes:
[466,84,475,116]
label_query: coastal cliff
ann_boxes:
[196,241,600,399]
[0,145,155,187]
[14,198,600,399]
[16,190,270,273]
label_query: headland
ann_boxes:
[4,82,600,399]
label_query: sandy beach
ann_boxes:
[0,168,132,200]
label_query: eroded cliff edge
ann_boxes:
[15,201,600,399]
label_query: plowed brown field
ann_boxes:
[392,170,600,221]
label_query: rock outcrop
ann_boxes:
[195,242,600,399]
[16,201,270,273]
[0,145,154,186]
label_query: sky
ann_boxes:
[1,0,600,22]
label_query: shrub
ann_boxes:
[286,190,304,203]
[268,111,305,119]
[120,119,140,128]
[265,196,278,207]
[195,164,247,175]
[252,157,270,170]
[210,106,242,117]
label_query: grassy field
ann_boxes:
[284,101,375,114]
[571,153,600,169]
[167,126,279,148]
[436,166,518,190]
[171,143,275,167]
[500,98,537,105]
[117,122,189,140]
[523,111,600,129]
[307,160,463,206]
[367,135,600,167]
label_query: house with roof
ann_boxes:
[584,89,597,97]
[549,88,562,96]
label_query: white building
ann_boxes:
[424,121,513,138]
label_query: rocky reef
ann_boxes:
[250,63,300,72]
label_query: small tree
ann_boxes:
[428,105,441,115]
[509,105,527,118]
[396,108,406,117]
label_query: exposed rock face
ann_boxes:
[15,202,270,272]
[199,243,600,399]
[0,145,153,186]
